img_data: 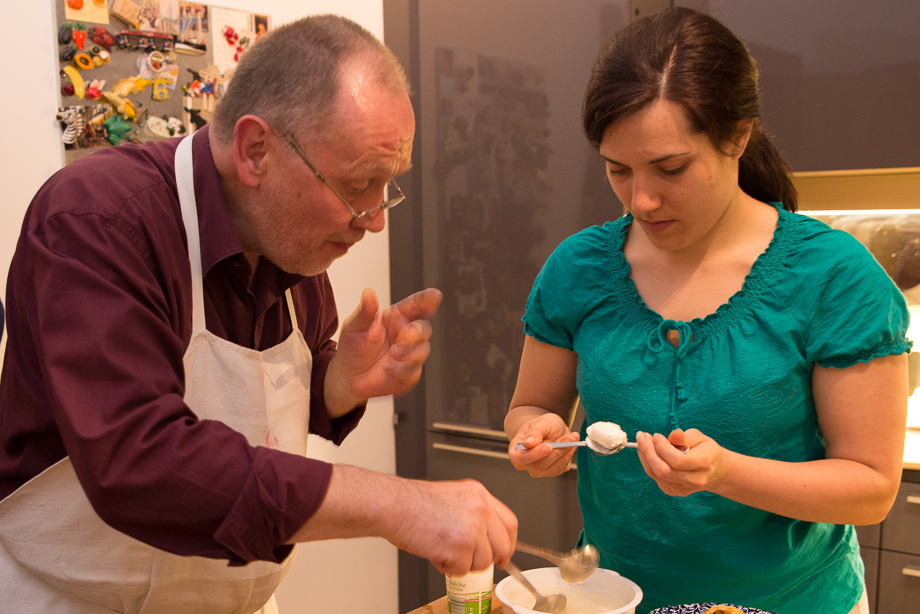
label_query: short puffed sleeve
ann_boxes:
[522,223,615,350]
[801,223,912,368]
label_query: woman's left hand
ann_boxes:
[635,428,727,497]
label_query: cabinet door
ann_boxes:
[880,482,920,556]
[877,550,920,613]
[856,523,881,549]
[711,0,920,171]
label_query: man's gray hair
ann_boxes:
[211,14,409,145]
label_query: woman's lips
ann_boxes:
[639,219,674,234]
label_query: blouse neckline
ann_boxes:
[608,202,795,341]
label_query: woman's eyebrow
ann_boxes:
[601,151,691,165]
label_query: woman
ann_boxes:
[505,8,909,614]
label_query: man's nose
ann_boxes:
[352,207,387,233]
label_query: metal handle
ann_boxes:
[503,561,543,601]
[516,441,585,451]
[432,442,509,461]
[431,422,509,441]
[516,540,563,560]
[902,565,920,578]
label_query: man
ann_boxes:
[0,15,516,612]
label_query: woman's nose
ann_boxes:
[629,178,659,212]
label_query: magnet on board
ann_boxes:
[58,25,73,45]
[74,53,94,70]
[59,45,77,63]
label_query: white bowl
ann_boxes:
[495,567,643,614]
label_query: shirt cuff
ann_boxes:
[309,349,366,445]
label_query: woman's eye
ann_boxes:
[661,164,687,176]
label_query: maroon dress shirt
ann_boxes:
[0,126,364,565]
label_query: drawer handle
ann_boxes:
[907,495,920,505]
[904,565,920,578]
[432,442,509,461]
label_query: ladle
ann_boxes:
[516,541,600,583]
[503,560,567,613]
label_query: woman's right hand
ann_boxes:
[507,413,580,477]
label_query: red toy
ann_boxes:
[91,26,116,51]
[72,24,87,50]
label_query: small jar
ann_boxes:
[446,564,493,614]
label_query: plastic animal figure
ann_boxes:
[103,113,134,145]
[55,106,85,147]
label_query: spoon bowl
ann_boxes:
[503,560,567,613]
[516,541,600,582]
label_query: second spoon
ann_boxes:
[515,540,600,583]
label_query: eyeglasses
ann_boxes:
[285,134,406,220]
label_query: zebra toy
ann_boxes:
[55,106,85,147]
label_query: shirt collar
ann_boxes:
[189,125,304,290]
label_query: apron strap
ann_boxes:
[284,289,297,331]
[174,135,207,333]
[175,134,299,335]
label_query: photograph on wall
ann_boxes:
[178,2,209,42]
[254,14,269,41]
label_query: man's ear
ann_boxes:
[728,119,755,159]
[233,115,273,188]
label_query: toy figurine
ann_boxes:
[103,113,135,145]
[55,107,85,147]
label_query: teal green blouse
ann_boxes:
[522,205,911,614]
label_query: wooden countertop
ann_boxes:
[407,593,503,614]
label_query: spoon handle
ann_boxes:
[503,560,544,602]
[515,441,585,450]
[515,540,562,562]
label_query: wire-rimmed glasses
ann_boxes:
[284,133,406,220]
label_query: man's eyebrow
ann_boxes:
[351,160,414,175]
[601,151,691,165]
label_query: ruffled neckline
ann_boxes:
[606,203,796,344]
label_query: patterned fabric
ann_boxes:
[649,605,772,614]
[523,204,911,613]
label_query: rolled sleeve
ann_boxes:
[216,451,333,565]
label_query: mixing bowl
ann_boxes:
[495,567,642,614]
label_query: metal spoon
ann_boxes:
[503,560,567,613]
[516,541,600,583]
[516,439,689,455]
[515,439,636,455]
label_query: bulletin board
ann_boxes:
[53,0,270,164]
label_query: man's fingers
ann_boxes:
[395,288,443,321]
[341,288,380,333]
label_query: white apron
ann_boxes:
[0,135,313,613]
